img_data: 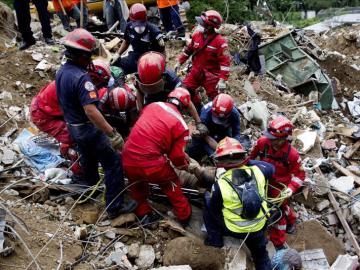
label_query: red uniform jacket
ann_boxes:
[32,81,63,116]
[178,31,230,80]
[248,136,305,197]
[123,102,190,169]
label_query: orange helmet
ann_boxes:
[136,52,166,94]
[196,10,223,29]
[108,85,136,111]
[63,28,97,52]
[214,137,247,168]
[89,59,111,85]
[129,3,147,22]
[167,87,191,109]
[265,116,293,139]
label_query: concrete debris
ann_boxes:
[105,230,116,240]
[31,52,43,62]
[351,201,360,220]
[3,189,19,196]
[35,59,51,71]
[0,91,12,100]
[135,245,155,269]
[329,176,355,193]
[293,130,318,153]
[105,251,133,268]
[300,249,330,270]
[1,148,15,165]
[74,226,87,240]
[330,254,359,270]
[316,200,330,212]
[238,100,269,129]
[152,267,192,270]
[326,214,339,226]
[127,242,140,259]
[111,213,136,227]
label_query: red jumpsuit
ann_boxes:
[122,102,191,221]
[248,136,305,247]
[178,30,230,106]
[30,81,81,174]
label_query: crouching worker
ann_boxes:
[123,88,195,226]
[203,137,274,270]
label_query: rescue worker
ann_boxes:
[188,94,250,161]
[112,3,165,75]
[157,0,185,37]
[203,137,274,270]
[175,10,230,111]
[134,51,206,132]
[30,59,112,176]
[248,116,305,250]
[56,29,136,218]
[98,84,137,137]
[122,88,195,225]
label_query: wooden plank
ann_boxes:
[332,161,360,186]
[314,164,360,257]
[344,140,360,159]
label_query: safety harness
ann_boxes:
[258,143,291,167]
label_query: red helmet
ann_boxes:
[168,87,191,109]
[215,137,247,168]
[265,116,293,139]
[129,3,147,22]
[197,10,222,29]
[137,52,166,94]
[212,94,234,119]
[108,85,136,111]
[89,59,111,85]
[63,28,97,52]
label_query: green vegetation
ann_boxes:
[0,0,12,8]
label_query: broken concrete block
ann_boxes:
[31,52,43,62]
[243,79,258,98]
[330,254,359,270]
[135,245,155,269]
[127,242,140,259]
[105,251,132,268]
[151,266,192,270]
[329,176,354,193]
[300,249,330,270]
[351,201,360,220]
[1,148,15,165]
[111,213,136,227]
[316,200,330,212]
[326,214,339,226]
[293,130,317,154]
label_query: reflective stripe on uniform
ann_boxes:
[291,176,303,186]
[230,207,243,215]
[230,217,265,228]
[155,102,188,130]
[220,66,230,71]
[207,45,217,50]
[274,224,287,231]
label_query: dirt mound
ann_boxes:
[0,2,16,50]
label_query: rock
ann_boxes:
[3,189,19,196]
[127,242,140,259]
[31,52,43,62]
[326,214,339,225]
[81,209,99,224]
[1,148,15,165]
[151,266,192,270]
[114,242,128,254]
[330,254,359,270]
[163,237,225,270]
[74,226,87,240]
[64,196,75,206]
[0,91,12,100]
[105,251,132,268]
[329,176,354,193]
[316,200,330,212]
[111,213,136,227]
[351,201,360,220]
[135,245,155,269]
[105,230,116,240]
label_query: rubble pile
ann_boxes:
[0,8,360,270]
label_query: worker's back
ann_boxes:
[123,102,188,167]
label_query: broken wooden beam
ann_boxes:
[332,161,360,186]
[344,140,360,159]
[314,164,360,257]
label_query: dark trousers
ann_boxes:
[203,204,271,270]
[113,52,140,75]
[13,0,52,42]
[68,123,125,214]
[159,5,184,33]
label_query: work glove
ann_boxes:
[283,187,293,199]
[188,158,200,174]
[216,78,227,92]
[193,122,209,138]
[158,38,165,47]
[110,53,120,65]
[107,129,124,150]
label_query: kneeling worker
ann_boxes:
[204,137,273,270]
